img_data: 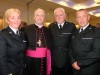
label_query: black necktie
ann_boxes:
[59,25,62,29]
[16,30,20,36]
[80,28,83,32]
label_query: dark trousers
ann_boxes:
[52,65,73,75]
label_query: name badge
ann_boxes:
[62,33,72,34]
[23,40,27,42]
[82,38,93,39]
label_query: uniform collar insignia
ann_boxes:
[9,31,12,34]
[89,27,92,29]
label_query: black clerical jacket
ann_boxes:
[23,24,52,50]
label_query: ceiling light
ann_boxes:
[94,0,100,4]
[95,13,100,17]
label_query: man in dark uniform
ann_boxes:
[49,7,76,75]
[23,8,52,75]
[70,9,100,75]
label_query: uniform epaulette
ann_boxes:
[1,28,7,31]
[68,22,74,24]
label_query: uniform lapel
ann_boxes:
[78,25,92,36]
[54,22,59,30]
[61,21,68,30]
[52,22,61,34]
[7,27,22,42]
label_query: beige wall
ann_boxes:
[0,0,28,29]
[90,18,100,26]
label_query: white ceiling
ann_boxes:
[47,0,100,17]
[7,0,100,18]
[0,0,100,25]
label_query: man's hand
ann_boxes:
[72,61,80,70]
[9,73,12,75]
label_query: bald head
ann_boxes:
[34,8,45,16]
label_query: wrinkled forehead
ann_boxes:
[76,10,88,15]
[54,10,64,15]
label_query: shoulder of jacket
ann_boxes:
[93,26,100,32]
[67,22,75,25]
[0,28,8,38]
[1,28,7,32]
[44,25,48,28]
[50,22,57,25]
[49,22,57,27]
[24,24,34,29]
[88,25,95,30]
[27,24,34,27]
[87,25,99,34]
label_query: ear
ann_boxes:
[33,16,35,21]
[76,18,78,23]
[5,18,9,24]
[64,14,66,19]
[88,15,90,20]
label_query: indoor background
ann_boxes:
[0,0,100,29]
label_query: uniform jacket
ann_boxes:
[70,24,100,75]
[0,27,26,75]
[49,21,76,68]
[23,24,52,50]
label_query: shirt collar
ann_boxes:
[58,21,65,28]
[35,23,43,28]
[80,23,89,30]
[9,26,18,34]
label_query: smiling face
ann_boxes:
[54,8,66,24]
[34,8,45,25]
[76,9,90,27]
[5,8,21,30]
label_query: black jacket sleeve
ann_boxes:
[0,32,10,75]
